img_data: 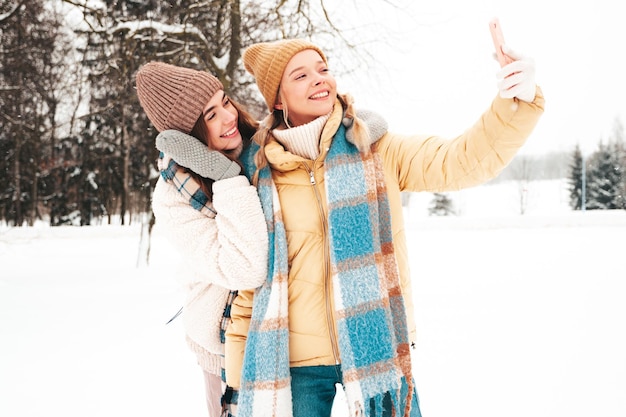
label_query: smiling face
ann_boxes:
[201,90,242,151]
[275,49,337,127]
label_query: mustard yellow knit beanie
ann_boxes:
[242,39,327,112]
[136,62,223,133]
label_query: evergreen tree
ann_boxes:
[428,193,456,216]
[568,144,585,210]
[608,117,626,210]
[586,142,623,210]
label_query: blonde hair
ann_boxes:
[339,93,372,154]
[250,93,371,186]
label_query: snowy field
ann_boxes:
[1,180,625,417]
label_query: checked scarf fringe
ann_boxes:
[238,123,414,417]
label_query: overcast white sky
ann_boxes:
[333,0,626,156]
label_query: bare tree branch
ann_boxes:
[0,0,26,23]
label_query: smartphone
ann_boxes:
[489,18,513,67]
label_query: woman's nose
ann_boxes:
[312,74,325,86]
[220,108,236,123]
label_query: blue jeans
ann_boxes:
[290,365,422,417]
[290,365,342,417]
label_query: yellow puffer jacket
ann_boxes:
[226,88,545,387]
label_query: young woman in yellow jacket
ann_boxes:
[222,37,544,417]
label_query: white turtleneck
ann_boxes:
[272,113,331,160]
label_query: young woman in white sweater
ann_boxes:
[136,62,268,417]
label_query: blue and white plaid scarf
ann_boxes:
[158,153,217,217]
[238,124,415,417]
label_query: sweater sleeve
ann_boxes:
[151,175,268,290]
[376,87,545,192]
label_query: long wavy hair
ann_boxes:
[183,98,259,200]
[250,92,371,186]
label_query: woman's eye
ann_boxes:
[205,113,216,121]
[223,97,231,106]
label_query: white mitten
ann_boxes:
[496,45,536,103]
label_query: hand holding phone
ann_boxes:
[489,18,513,67]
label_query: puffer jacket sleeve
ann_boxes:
[151,175,268,290]
[376,88,545,192]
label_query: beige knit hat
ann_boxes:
[243,39,327,112]
[136,62,223,133]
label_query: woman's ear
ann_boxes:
[274,90,284,110]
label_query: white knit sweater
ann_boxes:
[151,174,268,375]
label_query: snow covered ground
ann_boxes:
[1,181,625,417]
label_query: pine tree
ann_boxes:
[608,117,626,210]
[428,193,456,216]
[568,144,585,210]
[586,142,623,210]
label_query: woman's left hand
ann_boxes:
[496,45,536,103]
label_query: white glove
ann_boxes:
[496,45,536,103]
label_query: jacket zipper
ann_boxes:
[303,162,340,364]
